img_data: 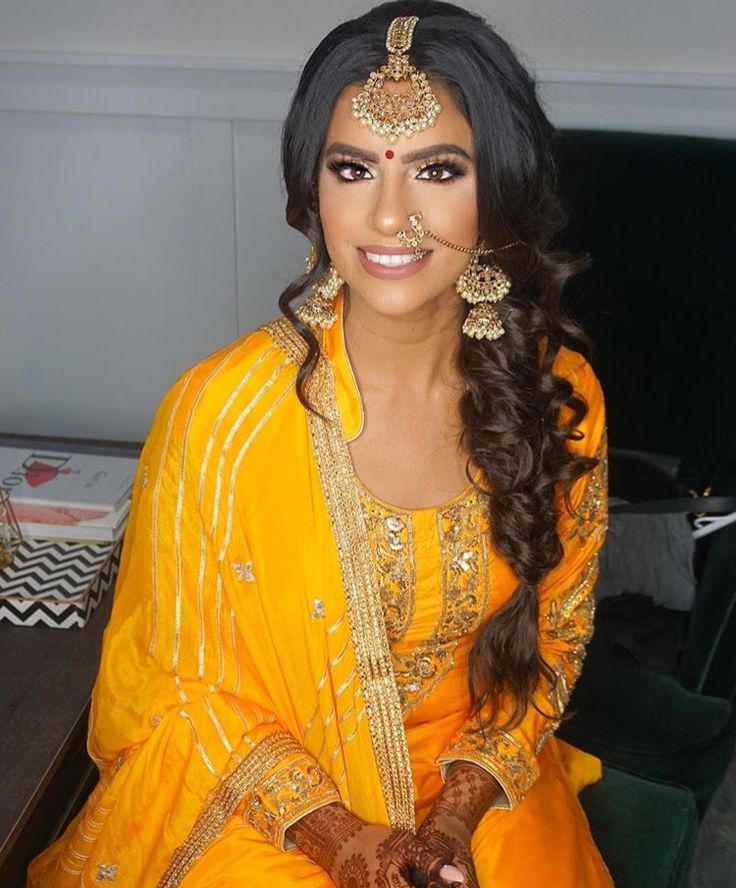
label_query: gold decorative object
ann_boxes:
[396,212,427,260]
[305,244,318,273]
[456,253,511,341]
[460,299,506,341]
[351,16,441,144]
[0,489,23,569]
[454,252,512,305]
[294,264,343,330]
[396,211,522,342]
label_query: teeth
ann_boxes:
[364,250,425,266]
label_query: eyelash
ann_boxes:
[326,156,466,183]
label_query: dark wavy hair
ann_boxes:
[279,0,599,731]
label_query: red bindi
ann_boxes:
[384,149,395,159]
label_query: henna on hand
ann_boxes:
[414,762,502,888]
[285,802,362,872]
[430,761,503,840]
[286,802,453,888]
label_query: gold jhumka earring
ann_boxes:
[397,212,522,341]
[294,245,344,330]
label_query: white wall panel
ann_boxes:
[0,111,234,440]
[0,48,733,440]
[0,0,733,77]
[233,119,306,333]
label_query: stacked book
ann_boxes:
[0,445,139,628]
[0,446,137,543]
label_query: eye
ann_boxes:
[416,160,466,183]
[327,159,374,182]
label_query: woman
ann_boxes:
[28,2,611,886]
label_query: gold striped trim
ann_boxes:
[214,573,225,685]
[196,343,278,509]
[219,379,295,561]
[174,674,188,704]
[203,698,239,760]
[211,358,289,539]
[178,711,219,777]
[198,353,287,676]
[262,316,310,365]
[327,612,346,635]
[174,344,253,673]
[229,608,242,694]
[157,731,296,888]
[343,709,366,746]
[335,667,357,698]
[263,317,416,830]
[330,637,351,669]
[149,368,195,659]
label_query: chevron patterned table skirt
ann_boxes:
[0,538,121,628]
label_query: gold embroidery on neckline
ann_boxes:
[359,493,416,641]
[358,482,491,715]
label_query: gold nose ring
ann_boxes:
[396,213,427,259]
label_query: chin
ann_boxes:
[346,284,452,322]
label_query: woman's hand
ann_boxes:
[415,806,478,888]
[286,802,464,887]
[415,760,506,888]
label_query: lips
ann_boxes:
[359,245,429,255]
[357,245,431,279]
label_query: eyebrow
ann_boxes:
[323,141,473,164]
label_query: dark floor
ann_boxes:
[690,753,736,887]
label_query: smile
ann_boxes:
[363,251,427,266]
[356,246,432,280]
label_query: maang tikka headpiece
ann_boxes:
[352,16,441,144]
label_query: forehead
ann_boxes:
[322,79,474,156]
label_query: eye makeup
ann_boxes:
[326,154,468,183]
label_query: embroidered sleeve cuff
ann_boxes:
[436,731,540,810]
[239,731,342,852]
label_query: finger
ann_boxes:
[423,855,461,885]
[439,863,464,883]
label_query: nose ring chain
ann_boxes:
[396,212,522,258]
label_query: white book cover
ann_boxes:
[16,498,131,543]
[0,446,138,512]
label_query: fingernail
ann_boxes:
[439,863,464,882]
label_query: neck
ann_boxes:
[342,289,464,398]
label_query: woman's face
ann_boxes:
[316,79,478,324]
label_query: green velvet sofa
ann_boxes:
[552,129,736,887]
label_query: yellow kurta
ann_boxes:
[28,291,612,887]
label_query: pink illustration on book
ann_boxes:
[0,448,137,511]
[22,460,79,488]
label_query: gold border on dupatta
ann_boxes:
[263,317,416,831]
[157,732,298,887]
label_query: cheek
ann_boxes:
[316,182,363,243]
[412,179,478,241]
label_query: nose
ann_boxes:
[369,174,411,238]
